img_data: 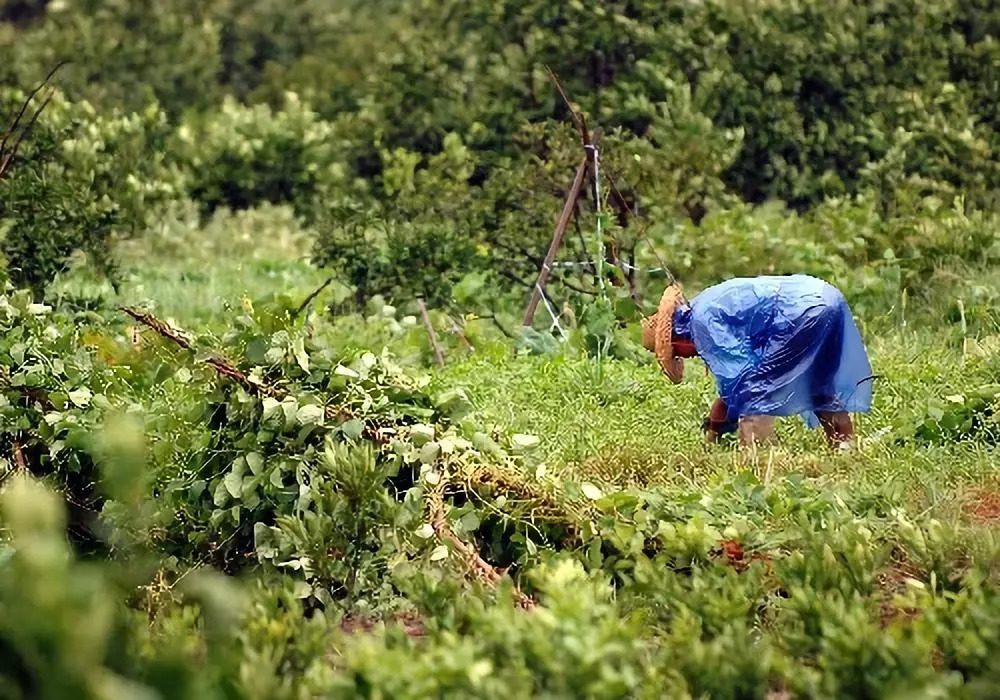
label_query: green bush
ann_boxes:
[0,89,180,297]
[177,94,349,220]
[289,0,1000,211]
[0,0,225,117]
[6,0,1000,214]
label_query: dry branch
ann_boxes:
[522,155,589,327]
[544,65,591,147]
[293,277,334,319]
[427,485,535,610]
[0,61,69,181]
[543,67,676,288]
[119,306,282,399]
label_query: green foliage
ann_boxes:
[913,385,1000,444]
[0,0,225,116]
[0,90,180,297]
[331,558,668,698]
[0,278,998,695]
[176,94,349,220]
[0,467,243,699]
[4,0,1000,696]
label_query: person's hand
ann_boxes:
[703,398,737,440]
[667,357,684,383]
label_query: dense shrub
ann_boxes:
[286,0,1000,210]
[0,0,225,117]
[6,0,1000,211]
[176,94,350,220]
[0,89,180,297]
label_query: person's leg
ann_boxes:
[816,411,854,448]
[739,415,776,446]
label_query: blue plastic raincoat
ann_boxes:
[673,275,873,428]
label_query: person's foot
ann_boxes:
[739,415,776,446]
[817,411,854,448]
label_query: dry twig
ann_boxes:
[0,61,69,181]
[427,484,535,609]
[418,299,445,367]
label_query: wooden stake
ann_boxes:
[419,299,445,367]
[522,155,589,328]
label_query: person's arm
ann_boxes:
[690,292,757,426]
[703,397,738,441]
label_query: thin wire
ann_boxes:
[540,260,671,274]
[535,283,566,339]
[603,168,677,285]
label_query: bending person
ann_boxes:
[641,275,874,448]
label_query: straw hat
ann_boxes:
[641,283,685,384]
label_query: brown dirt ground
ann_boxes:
[963,488,1000,525]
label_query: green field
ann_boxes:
[4,1,1000,698]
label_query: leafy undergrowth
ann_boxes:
[434,331,1000,498]
[2,287,1000,698]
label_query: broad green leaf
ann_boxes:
[213,481,229,507]
[269,466,284,488]
[293,337,309,371]
[246,337,269,365]
[68,387,92,408]
[419,441,441,465]
[459,511,480,533]
[261,397,282,423]
[410,423,435,446]
[511,433,540,451]
[296,403,324,426]
[334,364,359,379]
[224,471,243,499]
[340,419,364,440]
[246,452,265,475]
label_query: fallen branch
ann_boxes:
[119,306,282,399]
[119,306,393,442]
[428,486,535,610]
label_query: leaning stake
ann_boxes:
[522,155,588,328]
[418,299,446,367]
